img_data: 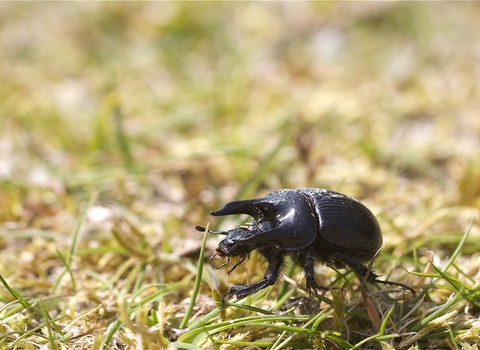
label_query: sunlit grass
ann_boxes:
[1,2,479,349]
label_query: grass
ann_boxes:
[1,2,480,349]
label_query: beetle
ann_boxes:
[195,188,415,301]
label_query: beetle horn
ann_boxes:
[210,199,277,221]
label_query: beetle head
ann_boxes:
[215,225,267,257]
[195,224,262,257]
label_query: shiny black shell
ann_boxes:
[210,188,382,264]
[197,188,413,301]
[299,188,382,264]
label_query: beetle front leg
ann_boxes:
[223,249,283,302]
[303,247,328,294]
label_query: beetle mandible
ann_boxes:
[195,188,415,301]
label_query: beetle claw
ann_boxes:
[305,282,329,295]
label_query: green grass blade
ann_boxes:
[55,247,76,293]
[180,223,210,329]
[0,273,37,315]
[176,343,202,350]
[379,304,395,335]
[66,192,98,266]
[409,291,465,333]
[40,299,58,350]
[9,315,66,347]
[54,192,97,294]
[441,219,474,274]
[112,101,133,166]
[101,319,123,350]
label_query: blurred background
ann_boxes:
[2,2,478,237]
[0,2,479,345]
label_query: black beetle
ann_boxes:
[195,188,415,301]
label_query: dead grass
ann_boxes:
[1,2,479,349]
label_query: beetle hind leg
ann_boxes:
[333,252,416,297]
[373,278,416,296]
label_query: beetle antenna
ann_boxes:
[194,225,207,232]
[194,224,227,235]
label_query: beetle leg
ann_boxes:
[216,257,230,269]
[227,255,247,274]
[223,249,283,302]
[304,247,328,294]
[333,252,377,282]
[333,252,416,296]
[374,278,416,296]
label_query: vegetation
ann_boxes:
[1,3,479,349]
